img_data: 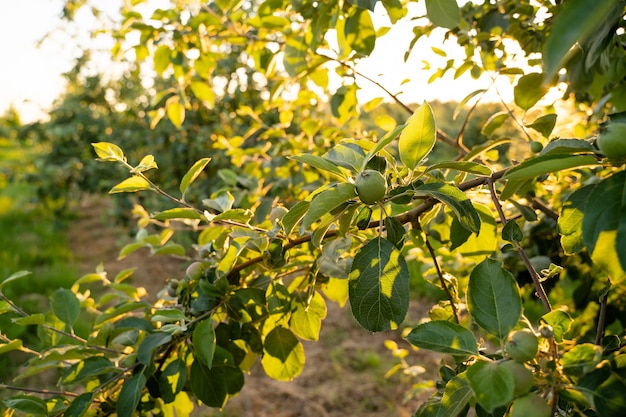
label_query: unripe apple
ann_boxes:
[530,141,543,153]
[499,360,533,396]
[509,393,550,417]
[597,123,626,159]
[355,169,387,205]
[505,329,538,363]
[186,261,207,280]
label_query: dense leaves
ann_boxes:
[2,0,626,416]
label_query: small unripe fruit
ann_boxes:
[509,393,550,417]
[269,206,289,223]
[539,324,554,339]
[530,141,543,153]
[598,123,626,159]
[499,360,533,396]
[186,261,206,280]
[355,169,387,205]
[505,329,539,363]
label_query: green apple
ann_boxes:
[505,329,539,363]
[509,393,550,417]
[598,123,626,159]
[530,141,543,153]
[499,360,533,396]
[186,261,207,280]
[355,169,387,205]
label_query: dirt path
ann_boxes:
[67,195,440,417]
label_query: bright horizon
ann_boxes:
[0,1,517,124]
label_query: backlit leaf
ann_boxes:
[514,73,548,110]
[503,154,598,180]
[399,102,436,170]
[425,0,461,29]
[349,237,409,332]
[301,183,356,230]
[109,176,151,193]
[261,327,305,380]
[415,182,481,234]
[180,157,211,197]
[581,171,626,281]
[92,142,126,162]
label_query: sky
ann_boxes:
[0,1,514,124]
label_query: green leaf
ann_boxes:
[154,44,171,74]
[349,237,409,332]
[541,138,595,155]
[467,361,514,412]
[3,395,48,416]
[399,102,436,170]
[283,36,308,77]
[467,258,521,339]
[344,8,376,55]
[592,373,626,417]
[64,392,95,417]
[50,288,80,327]
[425,0,460,29]
[63,357,115,384]
[290,291,327,341]
[109,176,151,193]
[301,183,356,230]
[190,81,215,107]
[92,142,126,162]
[406,321,478,356]
[193,318,216,367]
[559,185,594,255]
[526,114,557,138]
[514,73,549,110]
[426,161,492,176]
[152,208,202,221]
[562,343,602,377]
[167,99,185,128]
[481,112,509,137]
[543,0,620,80]
[290,154,348,180]
[190,360,244,408]
[542,309,572,343]
[137,332,172,365]
[180,157,211,197]
[132,154,158,173]
[212,209,253,223]
[11,313,45,326]
[582,171,626,281]
[450,203,497,262]
[324,141,366,172]
[261,327,305,380]
[282,201,310,235]
[503,154,598,180]
[384,216,406,249]
[0,339,23,355]
[0,270,31,289]
[440,373,473,417]
[117,373,147,417]
[502,220,523,243]
[415,183,481,234]
[151,308,187,323]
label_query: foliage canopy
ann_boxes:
[2,0,626,416]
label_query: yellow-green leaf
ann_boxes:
[109,176,151,193]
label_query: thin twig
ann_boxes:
[487,178,552,313]
[595,280,610,345]
[417,221,460,324]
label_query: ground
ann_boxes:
[67,195,442,417]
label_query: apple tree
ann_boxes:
[2,0,626,416]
